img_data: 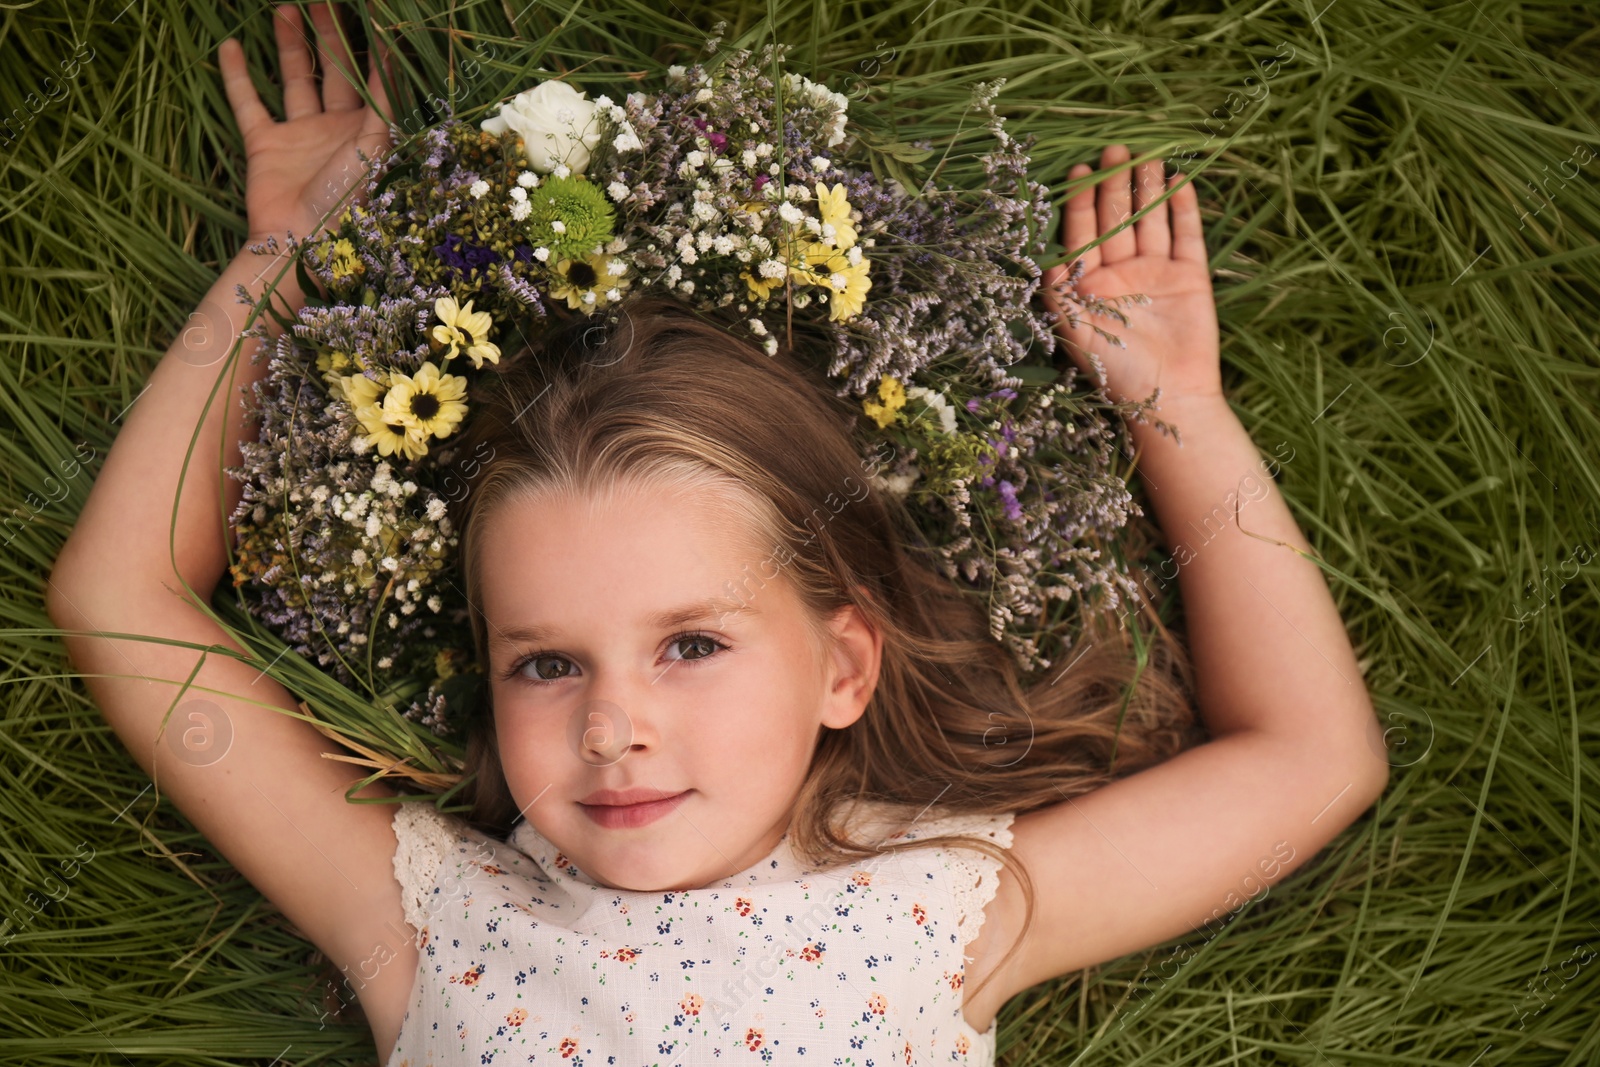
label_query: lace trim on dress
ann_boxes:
[912,810,1017,962]
[390,802,461,935]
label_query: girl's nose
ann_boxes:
[570,695,656,766]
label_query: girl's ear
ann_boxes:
[818,600,882,730]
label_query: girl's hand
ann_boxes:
[1041,144,1223,408]
[219,3,393,243]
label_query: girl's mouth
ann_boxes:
[577,789,691,829]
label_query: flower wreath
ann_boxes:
[227,31,1167,746]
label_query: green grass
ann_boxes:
[3,0,1598,1064]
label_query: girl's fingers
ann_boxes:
[309,2,362,112]
[1061,162,1100,275]
[219,38,271,142]
[358,38,396,143]
[1133,157,1170,258]
[274,4,322,120]
[1096,143,1138,264]
[1169,170,1208,265]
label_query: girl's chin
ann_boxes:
[584,857,710,893]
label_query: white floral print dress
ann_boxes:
[385,798,1017,1067]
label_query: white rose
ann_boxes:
[481,80,603,174]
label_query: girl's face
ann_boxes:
[476,481,881,892]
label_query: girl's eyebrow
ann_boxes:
[492,595,757,647]
[650,594,760,630]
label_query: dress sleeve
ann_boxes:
[390,801,463,935]
[911,810,1017,962]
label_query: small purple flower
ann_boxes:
[997,480,1023,522]
[434,233,502,278]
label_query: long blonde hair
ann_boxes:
[443,293,1203,1003]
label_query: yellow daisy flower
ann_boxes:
[548,251,631,311]
[740,226,822,303]
[355,405,430,461]
[741,263,785,302]
[329,238,364,281]
[862,374,906,429]
[382,361,469,440]
[795,242,872,322]
[339,369,388,414]
[432,297,501,369]
[813,182,858,249]
[319,349,356,397]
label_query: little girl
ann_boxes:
[47,7,1389,1065]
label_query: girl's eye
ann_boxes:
[524,654,574,683]
[502,633,729,684]
[667,633,725,663]
[508,652,579,684]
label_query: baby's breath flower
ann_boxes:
[469,179,490,198]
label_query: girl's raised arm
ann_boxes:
[961,145,1390,1029]
[46,5,417,1058]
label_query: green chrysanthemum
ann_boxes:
[524,174,616,260]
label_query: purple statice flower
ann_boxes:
[996,480,1023,523]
